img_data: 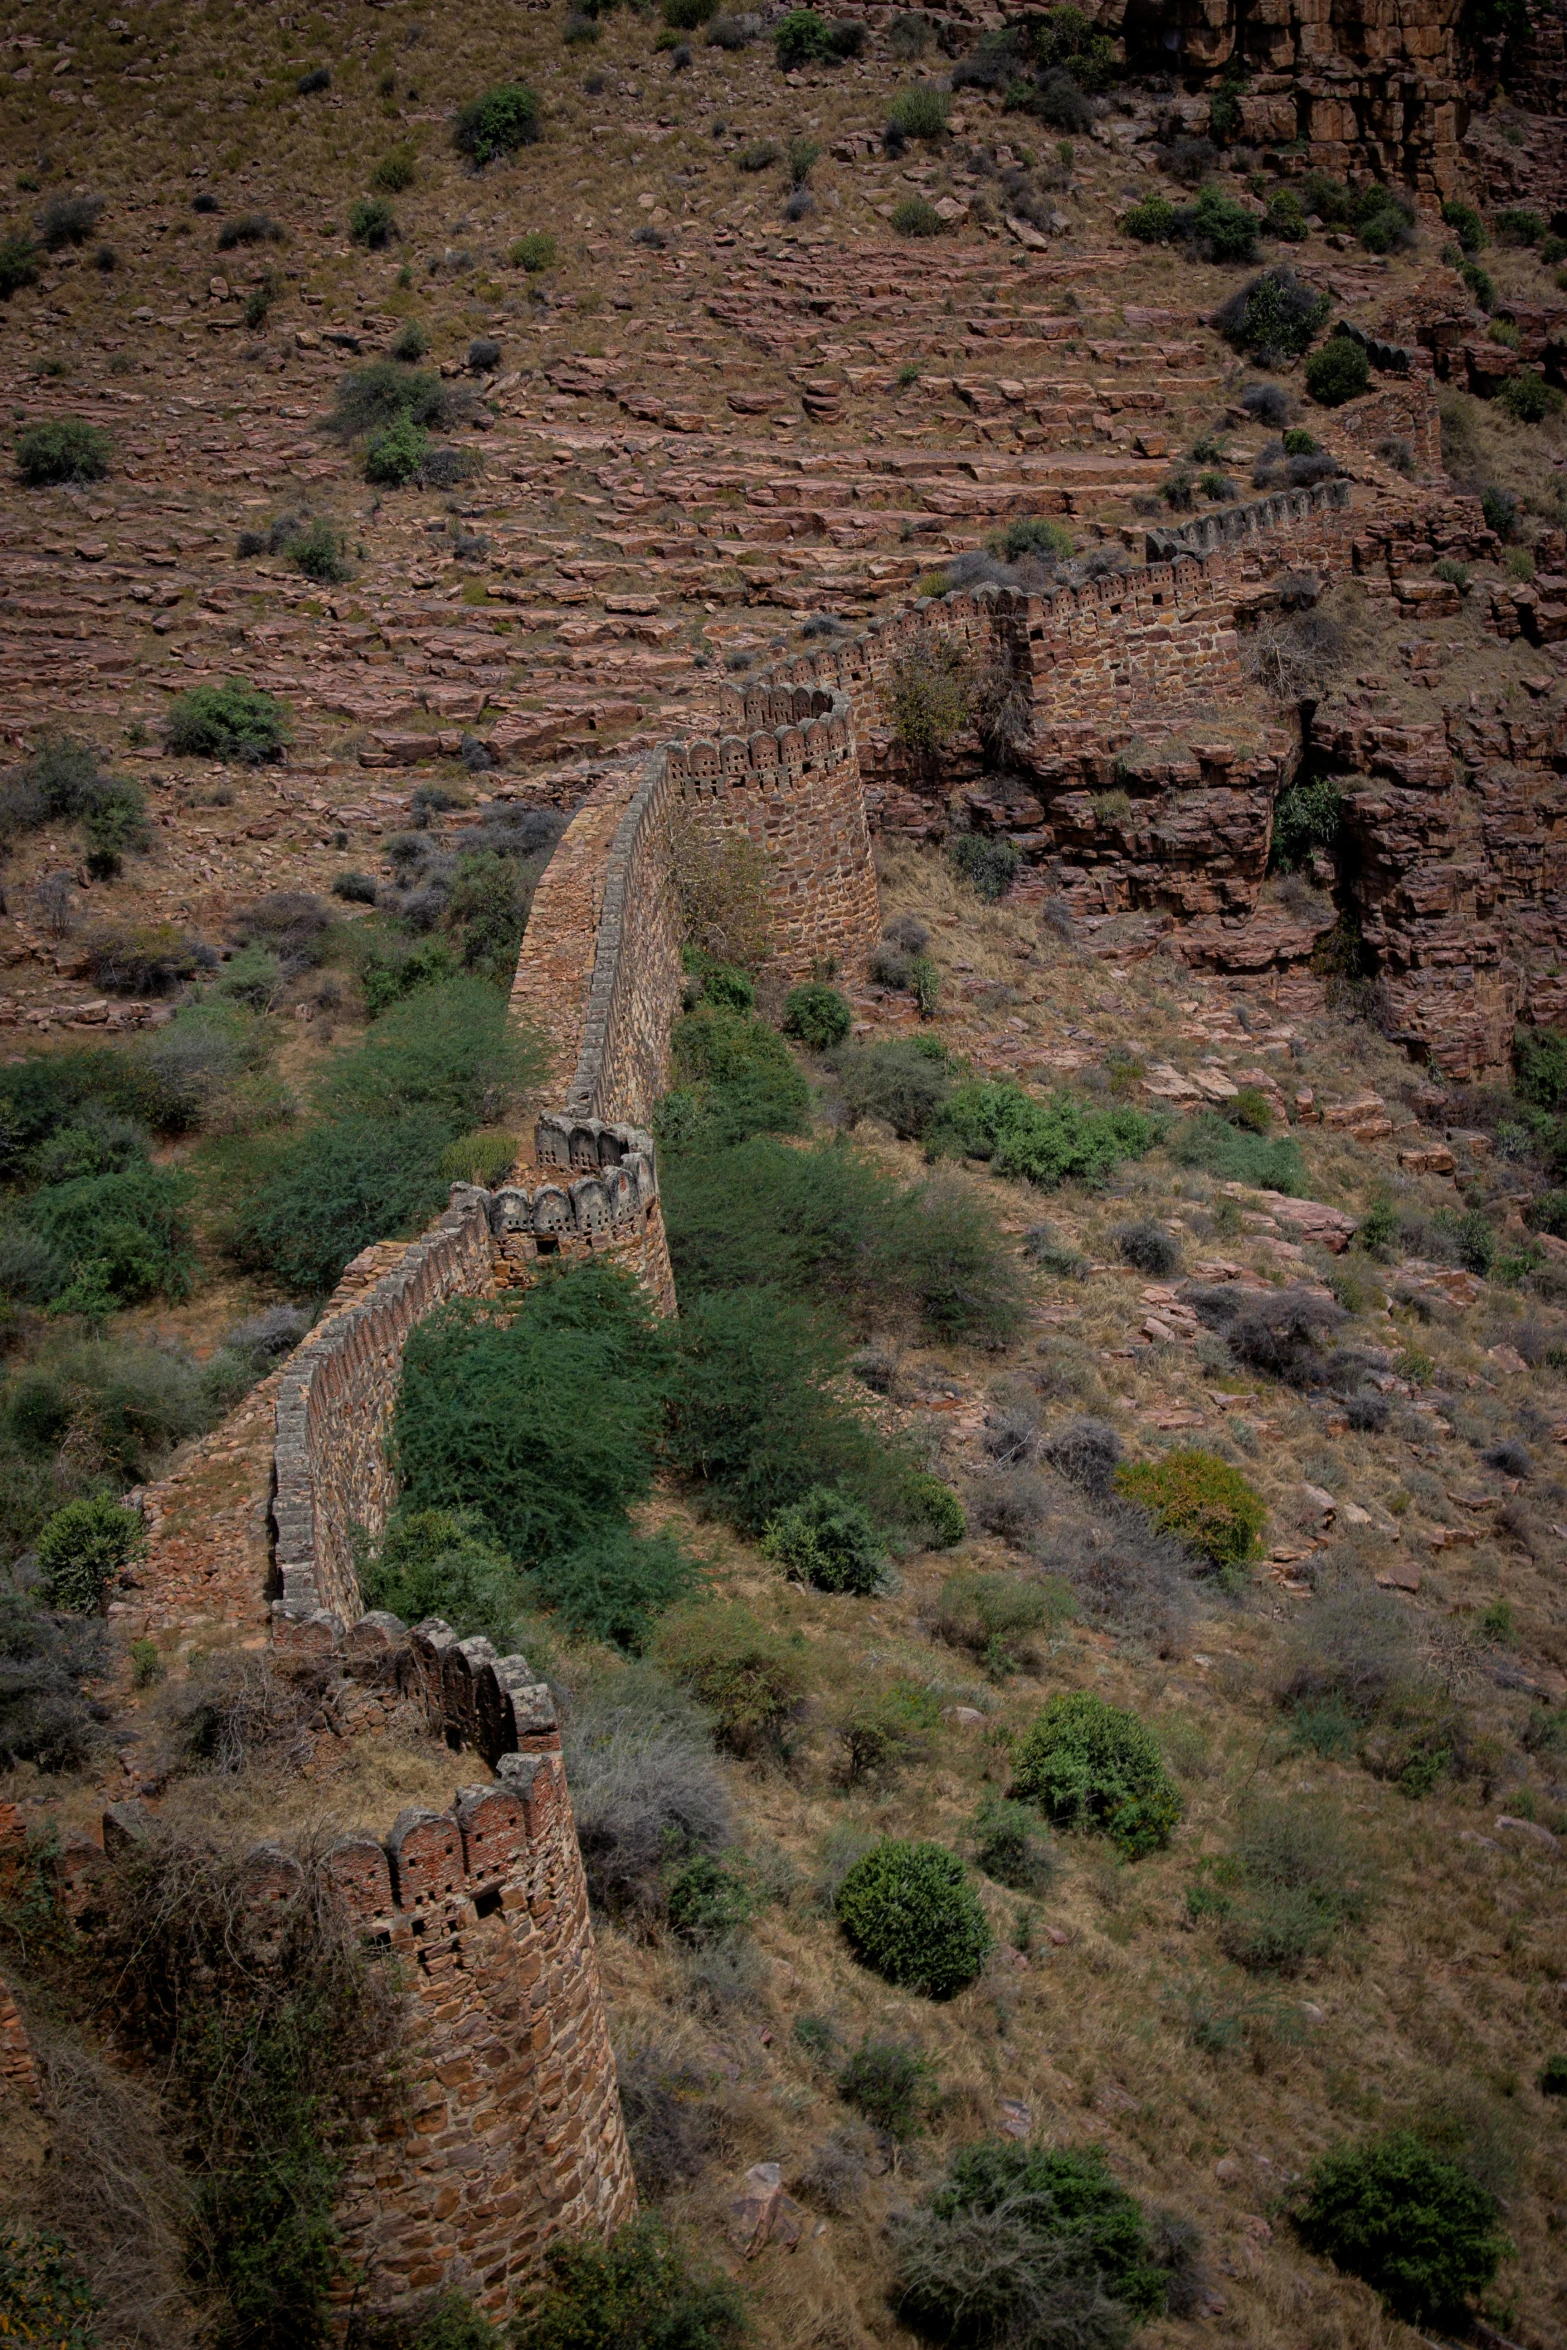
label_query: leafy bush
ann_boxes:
[835,1035,956,1139]
[316,976,538,1129]
[365,412,431,485]
[666,1853,752,1943]
[453,83,541,163]
[888,86,949,140]
[372,145,418,193]
[971,1794,1055,1893]
[659,1006,810,1153]
[933,1572,1072,1679]
[762,1485,885,1594]
[1265,187,1307,242]
[1441,198,1486,252]
[929,1082,1159,1191]
[1270,770,1342,868]
[1353,183,1417,253]
[1292,2133,1509,2326]
[1011,1691,1181,1857]
[223,1116,452,1297]
[34,1492,147,1613]
[774,8,861,66]
[836,1838,992,1997]
[512,2218,746,2350]
[0,235,41,300]
[393,1268,672,1568]
[15,418,111,486]
[1215,268,1329,363]
[287,518,351,583]
[654,1599,810,1754]
[1305,334,1370,406]
[892,2139,1176,2344]
[893,196,945,238]
[329,362,461,439]
[663,1136,1024,1344]
[911,1475,967,1548]
[839,2040,938,2139]
[1499,368,1555,423]
[783,982,852,1049]
[0,734,145,862]
[1114,1448,1265,1576]
[1115,1219,1179,1276]
[165,679,290,763]
[950,835,1020,901]
[994,515,1074,562]
[0,2231,98,2347]
[530,1526,700,1654]
[1178,184,1260,263]
[359,1505,523,1651]
[1167,1109,1305,1193]
[1515,1024,1567,1110]
[665,1288,912,1533]
[511,231,559,273]
[349,196,397,249]
[27,1165,197,1312]
[1124,194,1178,244]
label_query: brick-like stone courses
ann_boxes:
[1144,479,1354,571]
[494,1115,675,1319]
[665,685,881,983]
[274,1191,498,1627]
[325,1748,634,2322]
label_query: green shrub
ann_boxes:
[1499,367,1555,423]
[1208,1794,1371,1973]
[0,235,42,300]
[836,1837,992,1996]
[1292,2132,1509,2326]
[372,145,418,193]
[659,1006,811,1152]
[1114,1447,1265,1575]
[511,230,559,272]
[1305,334,1370,406]
[838,1678,941,1781]
[888,86,949,140]
[774,8,859,66]
[0,2230,98,2347]
[1011,1690,1182,1858]
[453,83,541,163]
[390,321,431,364]
[892,2140,1175,2340]
[993,515,1074,562]
[933,1571,1073,1679]
[15,418,111,486]
[512,2217,745,2350]
[893,197,945,238]
[929,1082,1159,1191]
[1265,187,1307,242]
[783,982,852,1049]
[662,1136,1025,1344]
[655,1599,810,1754]
[1167,1109,1306,1194]
[910,1473,966,1548]
[287,518,351,583]
[1270,771,1342,868]
[27,1165,197,1311]
[762,1485,884,1594]
[221,1117,449,1296]
[664,0,718,24]
[666,1853,753,1942]
[1216,267,1329,361]
[529,1526,700,1654]
[1124,194,1177,243]
[686,954,756,1014]
[1494,204,1545,245]
[441,848,536,986]
[664,1287,910,1533]
[949,835,1020,901]
[359,1506,523,1651]
[1441,198,1486,252]
[315,977,539,1131]
[35,1492,148,1613]
[839,2040,938,2139]
[348,196,397,249]
[835,1036,956,1139]
[365,411,431,485]
[1184,183,1260,263]
[165,679,290,763]
[1515,1024,1567,1110]
[393,1267,673,1568]
[971,1794,1055,1893]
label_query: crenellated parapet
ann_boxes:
[1144,477,1353,567]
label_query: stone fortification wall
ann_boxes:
[1144,477,1353,573]
[274,1189,497,1628]
[75,1681,634,2326]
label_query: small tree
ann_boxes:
[836,1837,993,1996]
[882,639,971,768]
[1305,334,1370,406]
[1011,1690,1182,1857]
[782,983,851,1049]
[35,1493,148,1613]
[453,84,541,163]
[1292,2133,1510,2326]
[762,1485,884,1594]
